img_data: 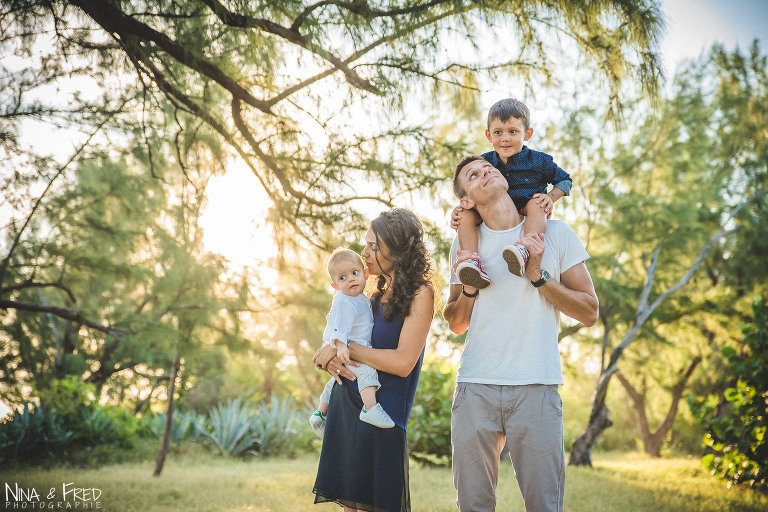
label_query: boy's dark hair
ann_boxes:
[452,155,485,199]
[487,98,530,130]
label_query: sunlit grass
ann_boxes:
[5,447,767,511]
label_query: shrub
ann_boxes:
[408,358,455,466]
[105,408,141,449]
[689,296,768,490]
[0,403,73,462]
[79,407,118,444]
[197,397,310,457]
[37,375,97,424]
[142,410,202,446]
[251,396,301,456]
[198,398,260,456]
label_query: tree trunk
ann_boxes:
[569,363,618,466]
[569,402,613,466]
[615,357,701,458]
[153,350,181,477]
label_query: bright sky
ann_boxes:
[659,0,768,77]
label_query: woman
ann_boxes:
[312,207,435,512]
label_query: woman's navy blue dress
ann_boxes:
[313,297,424,512]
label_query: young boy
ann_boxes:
[453,98,572,288]
[308,248,394,438]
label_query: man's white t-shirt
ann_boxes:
[449,218,589,386]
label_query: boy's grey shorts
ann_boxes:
[319,363,381,404]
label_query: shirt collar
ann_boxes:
[487,146,529,168]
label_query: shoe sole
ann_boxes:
[457,266,490,289]
[309,418,325,439]
[502,248,525,277]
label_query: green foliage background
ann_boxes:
[0,1,766,491]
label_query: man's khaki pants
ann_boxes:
[451,383,565,512]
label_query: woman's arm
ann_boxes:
[348,285,434,378]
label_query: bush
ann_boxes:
[197,397,309,457]
[79,407,118,444]
[0,403,73,462]
[35,375,138,448]
[251,396,302,456]
[198,398,260,456]
[408,358,455,466]
[142,410,202,446]
[37,375,97,424]
[689,296,768,490]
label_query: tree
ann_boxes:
[689,296,768,491]
[1,0,665,430]
[565,43,768,465]
[0,138,252,406]
[2,0,664,248]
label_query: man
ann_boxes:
[444,155,599,512]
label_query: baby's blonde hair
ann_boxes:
[327,247,364,280]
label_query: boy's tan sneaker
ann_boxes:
[456,259,491,289]
[502,244,530,277]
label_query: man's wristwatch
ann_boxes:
[531,269,550,288]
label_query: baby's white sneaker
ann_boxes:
[359,404,394,428]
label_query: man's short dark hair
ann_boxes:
[487,98,530,131]
[453,155,485,199]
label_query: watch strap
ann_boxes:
[462,286,479,298]
[531,270,550,288]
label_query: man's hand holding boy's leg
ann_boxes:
[518,233,546,282]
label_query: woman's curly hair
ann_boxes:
[370,208,435,321]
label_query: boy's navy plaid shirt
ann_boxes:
[482,146,572,211]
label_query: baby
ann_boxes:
[308,248,394,438]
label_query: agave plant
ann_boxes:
[0,403,72,460]
[198,398,259,456]
[144,410,201,446]
[79,407,117,444]
[251,396,300,456]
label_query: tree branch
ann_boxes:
[0,111,114,289]
[0,298,127,338]
[291,0,452,31]
[637,243,661,313]
[652,356,701,438]
[230,98,390,208]
[69,0,274,114]
[2,281,77,303]
[199,0,378,93]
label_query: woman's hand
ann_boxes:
[313,344,357,384]
[313,344,337,369]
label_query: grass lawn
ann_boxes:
[4,446,767,511]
